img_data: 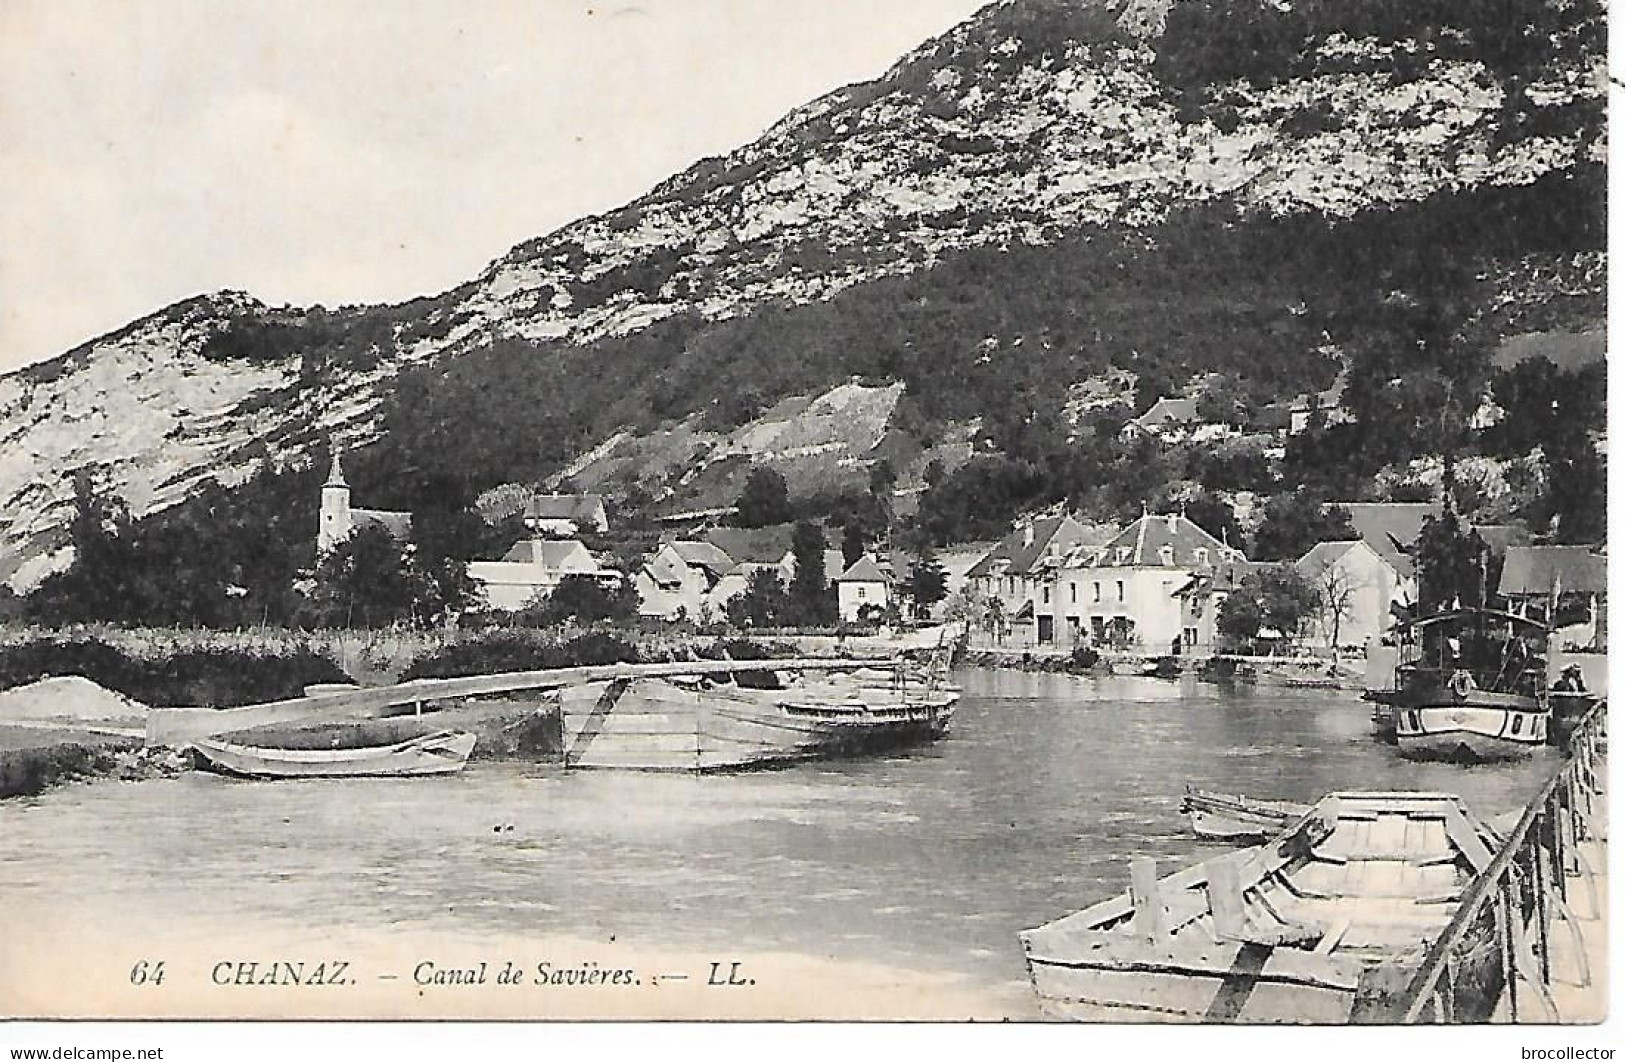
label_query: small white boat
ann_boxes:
[1180,786,1312,842]
[191,730,477,779]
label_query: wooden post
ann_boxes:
[1440,952,1458,1023]
[1531,818,1552,986]
[1496,882,1518,1022]
[1208,855,1248,942]
[1129,857,1168,943]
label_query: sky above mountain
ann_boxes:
[0,0,988,374]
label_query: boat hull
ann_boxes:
[1181,788,1310,842]
[560,677,956,771]
[1394,702,1546,763]
[1022,792,1504,1023]
[192,731,477,779]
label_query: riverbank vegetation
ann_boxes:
[0,637,352,708]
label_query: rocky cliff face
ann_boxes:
[0,0,1604,587]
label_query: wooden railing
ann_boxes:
[1390,700,1607,1023]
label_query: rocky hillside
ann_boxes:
[0,0,1604,587]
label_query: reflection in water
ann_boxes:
[0,669,1562,1013]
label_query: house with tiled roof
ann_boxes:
[1051,510,1245,651]
[1498,544,1607,652]
[633,524,844,622]
[1334,501,1440,579]
[1288,375,1350,435]
[966,515,1096,645]
[1119,397,1200,442]
[1172,559,1267,653]
[467,537,618,611]
[523,494,608,537]
[836,554,894,623]
[1293,539,1409,653]
[1315,503,1528,635]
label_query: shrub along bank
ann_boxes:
[0,638,353,707]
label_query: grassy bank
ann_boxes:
[0,731,188,799]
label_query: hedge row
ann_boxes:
[0,639,353,707]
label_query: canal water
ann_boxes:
[0,669,1565,1018]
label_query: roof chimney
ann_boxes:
[1166,512,1179,533]
[1022,520,1035,548]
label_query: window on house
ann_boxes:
[1093,582,1101,602]
[1070,584,1077,604]
[1042,586,1051,604]
[857,587,866,599]
[1115,546,1131,565]
[1117,581,1125,602]
[1158,545,1174,566]
[1195,547,1209,566]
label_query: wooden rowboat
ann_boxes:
[1180,786,1312,842]
[1022,792,1503,1023]
[559,672,957,771]
[192,730,477,779]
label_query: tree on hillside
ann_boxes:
[1251,489,1356,561]
[732,467,793,528]
[841,521,867,570]
[905,551,948,619]
[306,525,449,629]
[1412,509,1499,615]
[787,521,834,626]
[1196,372,1254,428]
[1178,492,1244,552]
[725,568,789,629]
[26,476,138,624]
[1485,359,1607,542]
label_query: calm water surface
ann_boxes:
[1,670,1563,1012]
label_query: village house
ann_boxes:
[317,451,619,612]
[522,493,609,537]
[1293,539,1406,654]
[836,554,893,623]
[1048,510,1244,652]
[1172,560,1262,654]
[965,516,1094,646]
[1118,397,1200,442]
[1288,372,1350,435]
[634,540,735,621]
[317,452,412,555]
[633,524,844,622]
[1291,501,1529,652]
[467,538,619,611]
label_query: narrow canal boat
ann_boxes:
[191,730,477,779]
[1371,608,1552,762]
[1180,786,1311,842]
[558,667,957,771]
[1021,791,1503,1023]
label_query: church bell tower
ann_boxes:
[318,448,352,554]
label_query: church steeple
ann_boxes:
[325,449,348,489]
[318,444,352,554]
